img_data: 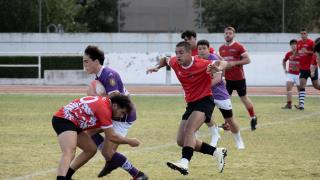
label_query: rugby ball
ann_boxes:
[87,80,107,96]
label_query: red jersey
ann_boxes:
[311,53,318,66]
[297,38,314,70]
[168,56,212,103]
[192,47,215,56]
[54,96,113,130]
[219,41,247,80]
[283,51,300,75]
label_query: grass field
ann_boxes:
[0,94,319,180]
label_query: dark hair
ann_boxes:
[314,37,320,53]
[289,39,297,45]
[110,94,133,114]
[176,41,192,52]
[84,45,105,65]
[224,26,236,33]
[197,39,210,48]
[181,30,197,39]
[300,28,307,32]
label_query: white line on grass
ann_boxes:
[2,112,320,180]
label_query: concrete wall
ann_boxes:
[0,33,319,86]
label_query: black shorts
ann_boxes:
[226,79,247,97]
[299,69,318,81]
[218,108,233,119]
[182,96,215,123]
[52,116,82,135]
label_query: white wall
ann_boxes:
[0,33,319,85]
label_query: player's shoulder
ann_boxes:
[102,66,119,77]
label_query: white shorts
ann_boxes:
[112,120,133,137]
[286,73,300,85]
[214,99,232,110]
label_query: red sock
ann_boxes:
[287,101,292,106]
[247,106,255,117]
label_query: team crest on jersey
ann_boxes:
[109,78,116,86]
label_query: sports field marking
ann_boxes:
[2,111,320,180]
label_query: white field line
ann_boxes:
[2,112,320,180]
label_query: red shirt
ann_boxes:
[283,51,300,75]
[192,47,215,56]
[54,96,113,130]
[311,53,318,66]
[219,42,247,80]
[168,56,212,103]
[297,38,314,70]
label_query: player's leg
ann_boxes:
[295,70,308,110]
[217,98,245,149]
[236,79,257,130]
[311,68,320,90]
[52,117,78,180]
[283,80,294,109]
[66,132,97,179]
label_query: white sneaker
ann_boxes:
[166,159,189,175]
[213,148,227,173]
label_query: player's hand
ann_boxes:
[146,67,159,74]
[207,63,222,74]
[128,138,140,147]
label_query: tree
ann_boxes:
[0,0,39,32]
[198,0,320,32]
[75,0,129,32]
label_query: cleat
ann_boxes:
[250,116,257,131]
[213,148,227,173]
[97,161,115,177]
[281,104,292,109]
[132,171,148,180]
[294,104,304,110]
[166,160,189,175]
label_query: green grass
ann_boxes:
[0,94,319,180]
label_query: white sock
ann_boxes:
[209,125,220,146]
[233,131,245,149]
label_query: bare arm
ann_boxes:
[211,72,222,86]
[282,59,288,74]
[146,57,169,74]
[207,60,228,74]
[102,128,140,147]
[228,53,251,68]
[310,65,317,78]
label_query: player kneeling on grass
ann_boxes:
[52,95,140,180]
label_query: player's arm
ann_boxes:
[146,57,169,74]
[282,59,288,74]
[211,72,222,86]
[102,127,140,147]
[310,64,316,78]
[207,60,228,74]
[229,52,251,67]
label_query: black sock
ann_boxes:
[199,142,216,155]
[57,176,66,180]
[182,146,194,161]
[66,167,75,179]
